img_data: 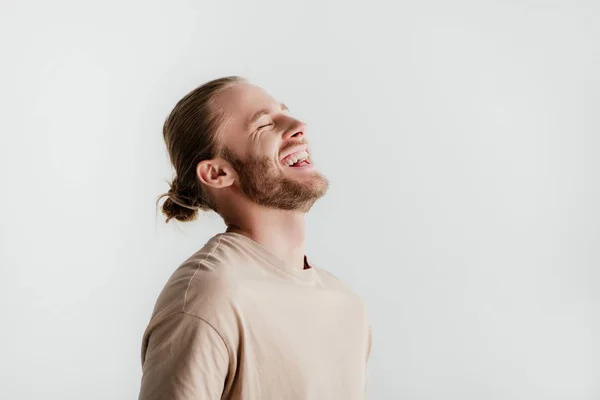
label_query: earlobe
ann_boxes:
[196,160,236,188]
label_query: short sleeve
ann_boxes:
[139,312,230,400]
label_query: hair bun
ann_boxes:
[158,177,199,223]
[157,76,244,224]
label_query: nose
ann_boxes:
[282,117,307,140]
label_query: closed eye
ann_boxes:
[258,123,274,130]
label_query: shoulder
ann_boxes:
[314,265,370,312]
[315,265,357,293]
[148,235,250,328]
[318,263,372,316]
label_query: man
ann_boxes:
[139,76,372,399]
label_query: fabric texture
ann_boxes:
[139,232,372,400]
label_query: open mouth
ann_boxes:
[281,150,311,168]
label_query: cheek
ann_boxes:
[259,142,281,163]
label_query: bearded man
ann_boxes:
[138,76,372,400]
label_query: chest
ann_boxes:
[225,280,368,399]
[236,280,369,367]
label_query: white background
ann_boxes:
[1,0,599,399]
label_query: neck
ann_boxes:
[223,203,307,271]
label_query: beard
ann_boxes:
[220,147,329,213]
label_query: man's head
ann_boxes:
[159,76,329,223]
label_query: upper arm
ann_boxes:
[139,312,230,400]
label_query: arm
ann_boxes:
[139,312,230,400]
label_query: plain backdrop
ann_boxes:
[1,0,599,399]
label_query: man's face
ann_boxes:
[213,82,329,212]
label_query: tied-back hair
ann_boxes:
[156,75,246,223]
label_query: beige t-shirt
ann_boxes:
[138,232,372,400]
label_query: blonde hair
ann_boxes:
[156,75,247,223]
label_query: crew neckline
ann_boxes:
[218,231,317,283]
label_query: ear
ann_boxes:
[196,158,237,189]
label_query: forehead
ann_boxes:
[215,82,277,123]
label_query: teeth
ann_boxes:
[284,150,309,166]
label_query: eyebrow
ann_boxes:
[247,102,290,130]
